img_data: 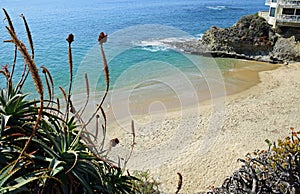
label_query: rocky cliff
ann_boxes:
[172,14,300,63]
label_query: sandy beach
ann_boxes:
[101,61,300,193]
[3,1,299,193]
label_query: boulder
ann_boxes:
[271,36,300,62]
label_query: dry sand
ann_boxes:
[102,61,300,193]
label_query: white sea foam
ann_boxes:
[135,40,169,52]
[206,5,227,10]
[135,36,197,52]
[138,40,167,47]
[196,33,204,39]
[140,46,169,52]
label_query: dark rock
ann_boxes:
[168,14,300,63]
[279,27,300,40]
[271,36,300,62]
[200,14,274,57]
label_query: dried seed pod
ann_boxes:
[98,32,108,44]
[66,33,74,44]
[110,138,120,147]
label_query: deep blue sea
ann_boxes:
[0,0,268,110]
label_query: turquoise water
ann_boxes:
[0,0,267,97]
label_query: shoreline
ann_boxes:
[73,59,280,123]
[104,61,300,193]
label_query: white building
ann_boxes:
[263,0,300,28]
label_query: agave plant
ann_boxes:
[0,89,49,193]
[0,9,138,193]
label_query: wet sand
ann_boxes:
[103,59,279,121]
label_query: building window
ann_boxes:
[282,8,295,15]
[271,0,277,2]
[270,7,276,17]
[296,9,300,15]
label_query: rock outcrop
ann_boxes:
[202,15,275,55]
[271,36,300,62]
[171,14,300,63]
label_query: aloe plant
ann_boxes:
[0,9,137,193]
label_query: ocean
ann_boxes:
[0,0,270,115]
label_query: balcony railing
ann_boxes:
[266,0,300,5]
[265,0,277,4]
[276,14,300,22]
[280,0,300,6]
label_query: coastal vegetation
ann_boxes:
[0,9,160,193]
[207,128,300,194]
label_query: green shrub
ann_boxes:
[131,170,160,194]
[208,127,300,194]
